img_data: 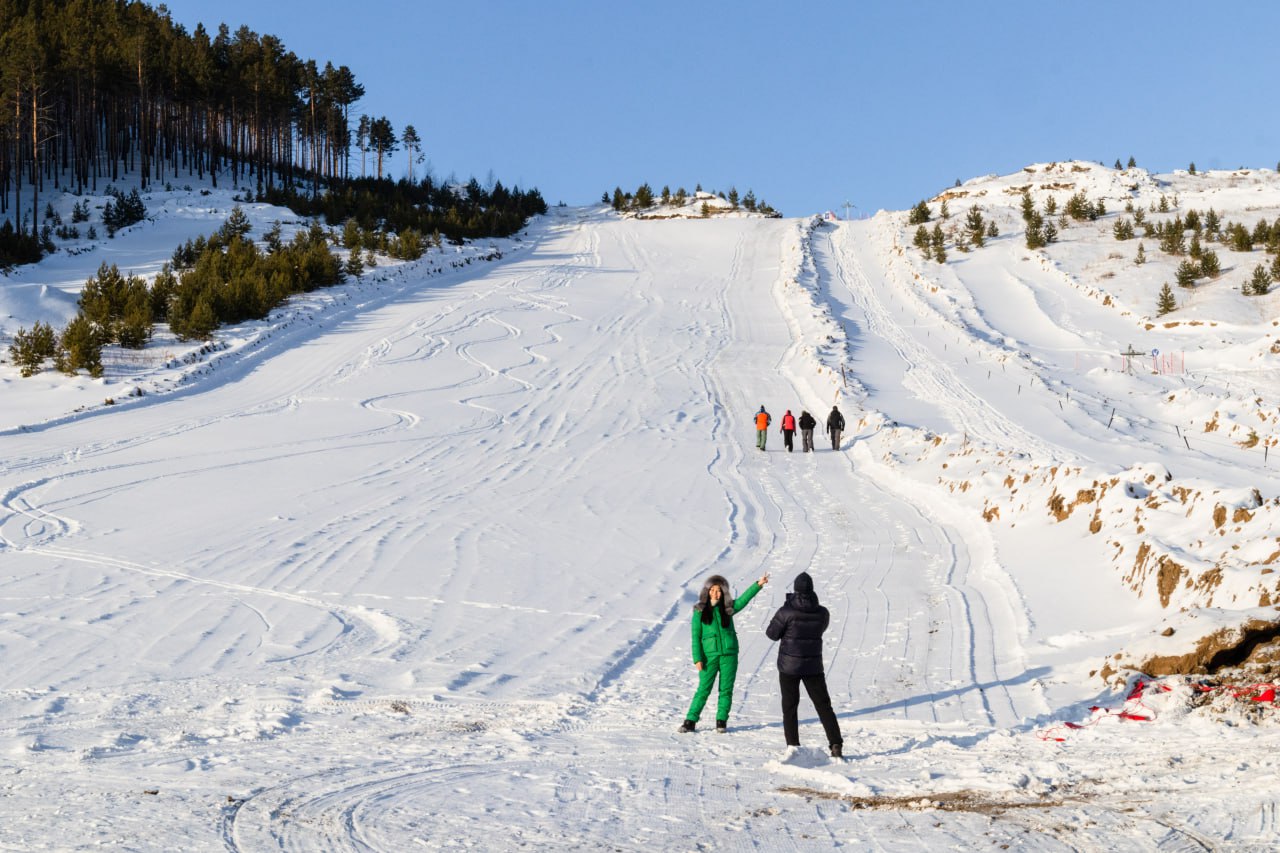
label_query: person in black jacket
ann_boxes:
[826,406,845,451]
[798,410,816,452]
[765,572,844,757]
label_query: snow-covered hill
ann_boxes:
[2,167,1280,849]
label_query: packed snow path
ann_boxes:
[2,211,1278,850]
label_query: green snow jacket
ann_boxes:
[691,581,762,665]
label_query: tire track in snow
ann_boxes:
[824,226,1057,459]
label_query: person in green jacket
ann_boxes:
[678,572,770,733]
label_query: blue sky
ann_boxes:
[159,1,1280,217]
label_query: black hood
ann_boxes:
[787,572,820,611]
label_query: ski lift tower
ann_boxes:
[842,199,855,221]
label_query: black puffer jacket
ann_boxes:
[826,407,845,433]
[765,572,830,676]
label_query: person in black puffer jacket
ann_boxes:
[765,571,844,757]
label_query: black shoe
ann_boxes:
[715,719,727,733]
[678,719,696,733]
[830,742,843,758]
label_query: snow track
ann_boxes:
[4,210,1279,850]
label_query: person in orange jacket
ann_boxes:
[755,406,771,450]
[780,409,796,452]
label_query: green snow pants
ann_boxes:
[686,654,739,722]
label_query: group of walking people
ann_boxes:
[679,572,844,758]
[755,405,845,452]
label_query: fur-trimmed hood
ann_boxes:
[694,574,736,616]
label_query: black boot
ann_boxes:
[678,719,696,733]
[715,719,727,733]
[830,742,843,758]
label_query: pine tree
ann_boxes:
[1112,218,1134,240]
[1157,282,1177,315]
[368,116,398,179]
[1230,223,1254,252]
[1199,249,1220,278]
[965,207,985,245]
[117,291,154,349]
[1188,162,1197,175]
[9,321,57,377]
[1159,224,1186,256]
[913,225,930,251]
[55,316,104,377]
[986,220,998,238]
[1175,259,1198,288]
[908,200,931,224]
[1249,264,1273,295]
[345,250,364,278]
[1114,159,1123,170]
[183,297,218,340]
[1025,212,1045,250]
[1127,156,1137,168]
[1136,242,1147,265]
[1042,218,1058,244]
[635,183,655,209]
[401,124,423,182]
[264,223,284,254]
[221,206,252,240]
[940,199,950,220]
[150,266,177,322]
[1205,208,1221,234]
[1253,218,1271,246]
[931,224,946,262]
[356,115,371,177]
[1020,192,1036,224]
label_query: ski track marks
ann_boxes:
[5,213,1274,850]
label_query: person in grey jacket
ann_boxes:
[765,571,843,757]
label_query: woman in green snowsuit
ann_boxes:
[679,572,770,733]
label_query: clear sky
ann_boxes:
[158,0,1280,217]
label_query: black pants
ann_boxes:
[780,672,842,747]
[783,429,794,451]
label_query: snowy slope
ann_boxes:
[2,170,1280,849]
